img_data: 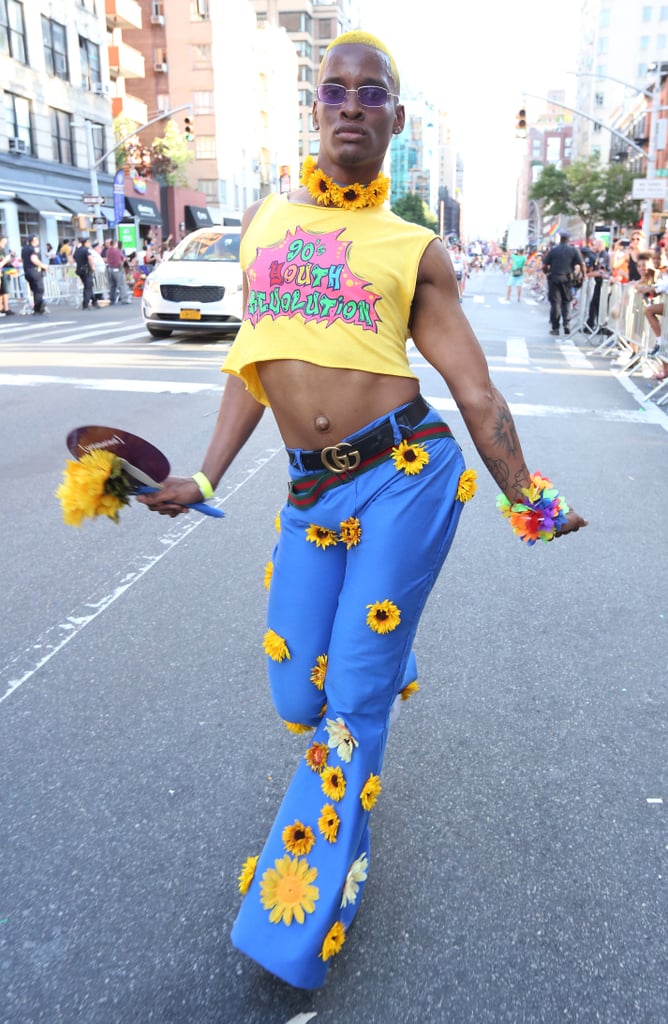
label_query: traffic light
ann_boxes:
[184,116,194,142]
[515,108,527,138]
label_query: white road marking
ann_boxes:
[284,1015,317,1024]
[557,337,591,369]
[506,337,530,365]
[0,373,221,394]
[646,798,663,804]
[426,394,668,428]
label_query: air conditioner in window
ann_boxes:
[91,83,109,95]
[9,137,27,154]
[151,14,165,25]
[153,62,168,72]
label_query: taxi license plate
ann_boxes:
[179,308,201,321]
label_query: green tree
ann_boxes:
[530,155,640,239]
[391,192,438,231]
[149,119,193,186]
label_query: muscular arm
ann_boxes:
[411,241,586,535]
[410,239,531,502]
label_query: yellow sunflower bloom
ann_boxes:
[360,773,382,811]
[305,741,329,773]
[366,599,401,634]
[339,516,362,548]
[400,680,420,701]
[260,855,319,925]
[456,468,478,503]
[310,654,328,691]
[282,820,316,856]
[263,628,290,662]
[55,450,130,526]
[283,720,314,735]
[321,765,346,802]
[320,920,346,961]
[237,855,259,895]
[318,803,340,843]
[305,524,339,550]
[391,440,430,476]
[274,510,281,532]
[263,561,274,590]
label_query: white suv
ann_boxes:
[142,226,242,339]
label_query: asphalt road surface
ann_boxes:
[1,270,666,1023]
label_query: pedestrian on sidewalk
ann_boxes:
[105,239,131,304]
[586,238,610,333]
[21,234,48,314]
[74,237,97,309]
[0,235,16,315]
[542,230,585,336]
[138,30,587,990]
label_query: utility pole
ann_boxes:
[80,104,193,243]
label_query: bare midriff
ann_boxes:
[257,359,419,450]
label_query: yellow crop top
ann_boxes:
[221,192,437,406]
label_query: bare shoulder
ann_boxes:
[241,197,267,237]
[416,236,457,287]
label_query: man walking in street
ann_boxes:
[74,237,97,309]
[542,230,585,336]
[105,239,131,304]
[138,30,586,990]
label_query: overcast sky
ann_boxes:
[357,0,583,238]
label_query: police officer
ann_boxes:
[542,230,586,336]
[21,234,48,314]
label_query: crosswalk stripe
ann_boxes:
[506,337,530,365]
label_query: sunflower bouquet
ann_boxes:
[55,449,136,526]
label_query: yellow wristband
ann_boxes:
[192,471,214,500]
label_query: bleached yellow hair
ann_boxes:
[321,31,401,93]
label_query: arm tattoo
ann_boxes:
[492,405,519,456]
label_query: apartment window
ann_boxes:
[50,109,74,164]
[197,179,218,201]
[662,6,668,19]
[659,34,667,47]
[317,17,336,38]
[640,35,650,50]
[596,63,607,78]
[79,0,97,11]
[18,206,39,242]
[597,36,608,55]
[195,135,216,159]
[595,92,604,106]
[191,43,211,68]
[638,62,648,77]
[89,122,105,164]
[151,0,165,16]
[189,0,209,20]
[279,12,313,34]
[294,39,312,59]
[153,47,168,70]
[193,91,214,114]
[156,93,170,113]
[42,17,69,80]
[79,36,101,89]
[5,90,32,154]
[592,122,602,133]
[599,8,610,27]
[0,0,27,63]
[642,6,652,20]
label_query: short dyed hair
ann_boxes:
[320,31,400,92]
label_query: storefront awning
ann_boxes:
[15,192,70,220]
[185,205,213,230]
[57,198,106,217]
[123,197,162,225]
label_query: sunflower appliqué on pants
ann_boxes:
[231,403,475,989]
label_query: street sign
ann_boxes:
[632,178,667,199]
[92,216,107,226]
[82,194,105,205]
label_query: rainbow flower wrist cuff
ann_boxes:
[496,472,569,544]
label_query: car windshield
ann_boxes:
[169,231,240,262]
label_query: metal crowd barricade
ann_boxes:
[42,265,81,306]
[591,281,630,356]
[644,308,668,405]
[616,289,653,375]
[571,276,594,336]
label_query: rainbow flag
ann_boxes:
[547,222,559,237]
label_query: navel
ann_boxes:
[314,415,331,433]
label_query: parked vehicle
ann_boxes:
[141,227,242,339]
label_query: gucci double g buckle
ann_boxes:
[320,442,361,474]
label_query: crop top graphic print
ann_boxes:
[222,193,437,407]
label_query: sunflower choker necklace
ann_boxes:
[300,155,390,210]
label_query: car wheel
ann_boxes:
[146,326,173,339]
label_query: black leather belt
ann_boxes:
[288,394,430,474]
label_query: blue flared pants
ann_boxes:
[231,399,466,989]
